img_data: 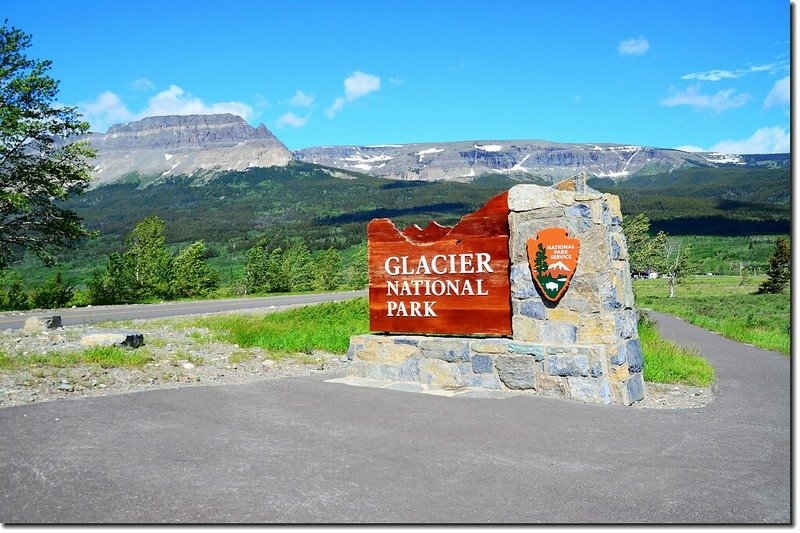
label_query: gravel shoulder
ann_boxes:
[0,306,713,410]
[0,307,348,409]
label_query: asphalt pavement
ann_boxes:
[0,310,790,523]
[0,290,367,330]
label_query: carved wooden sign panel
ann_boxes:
[368,192,512,336]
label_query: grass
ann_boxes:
[196,298,370,355]
[639,314,714,387]
[0,345,154,370]
[0,293,726,388]
[196,296,713,386]
[635,275,790,355]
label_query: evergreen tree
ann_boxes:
[343,244,368,290]
[0,270,30,310]
[244,240,268,294]
[534,243,549,275]
[757,237,790,294]
[313,248,342,291]
[622,213,667,274]
[87,252,135,304]
[124,216,173,299]
[174,241,219,297]
[282,241,313,292]
[0,22,96,268]
[30,271,73,309]
[266,247,287,292]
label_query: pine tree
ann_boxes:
[343,244,368,290]
[30,272,73,309]
[87,252,135,304]
[174,241,219,297]
[757,237,790,294]
[622,213,667,274]
[283,242,313,292]
[534,243,548,275]
[266,247,287,292]
[244,240,268,294]
[313,248,342,291]
[0,270,30,310]
[0,23,96,268]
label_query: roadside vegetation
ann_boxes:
[638,314,714,386]
[635,275,790,355]
[1,297,712,387]
[197,298,370,356]
[198,298,712,387]
[0,345,153,370]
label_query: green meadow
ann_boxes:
[634,275,790,356]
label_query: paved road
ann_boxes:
[0,311,789,523]
[0,291,367,330]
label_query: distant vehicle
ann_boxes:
[631,270,659,280]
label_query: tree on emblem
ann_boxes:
[534,243,548,275]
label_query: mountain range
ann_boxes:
[84,114,790,185]
[87,114,292,185]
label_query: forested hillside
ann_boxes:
[5,161,790,292]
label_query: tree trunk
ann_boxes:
[668,275,675,298]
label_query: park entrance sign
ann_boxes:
[368,192,511,335]
[346,174,646,406]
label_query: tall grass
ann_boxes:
[197,298,370,354]
[639,315,714,387]
[0,345,153,370]
[635,275,790,355]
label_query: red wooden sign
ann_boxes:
[527,227,580,303]
[368,192,511,336]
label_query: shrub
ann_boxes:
[30,272,74,309]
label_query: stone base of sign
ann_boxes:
[345,334,645,405]
[351,174,646,406]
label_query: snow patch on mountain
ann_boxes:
[474,144,503,152]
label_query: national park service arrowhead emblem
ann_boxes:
[527,227,580,303]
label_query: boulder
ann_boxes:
[80,330,144,349]
[23,315,62,333]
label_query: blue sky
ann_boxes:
[4,0,791,152]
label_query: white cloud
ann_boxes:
[130,78,155,91]
[709,126,790,154]
[80,91,134,132]
[764,76,790,108]
[276,111,308,128]
[344,71,381,100]
[388,77,405,86]
[325,97,346,119]
[618,37,649,56]
[142,85,253,120]
[254,93,271,109]
[79,84,254,132]
[660,85,750,113]
[326,70,381,118]
[674,145,706,153]
[289,90,314,108]
[681,63,782,82]
[681,70,738,82]
[679,127,790,154]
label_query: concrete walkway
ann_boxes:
[0,311,789,523]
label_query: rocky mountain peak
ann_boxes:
[88,113,292,185]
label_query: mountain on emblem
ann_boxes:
[547,261,572,272]
[526,227,580,303]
